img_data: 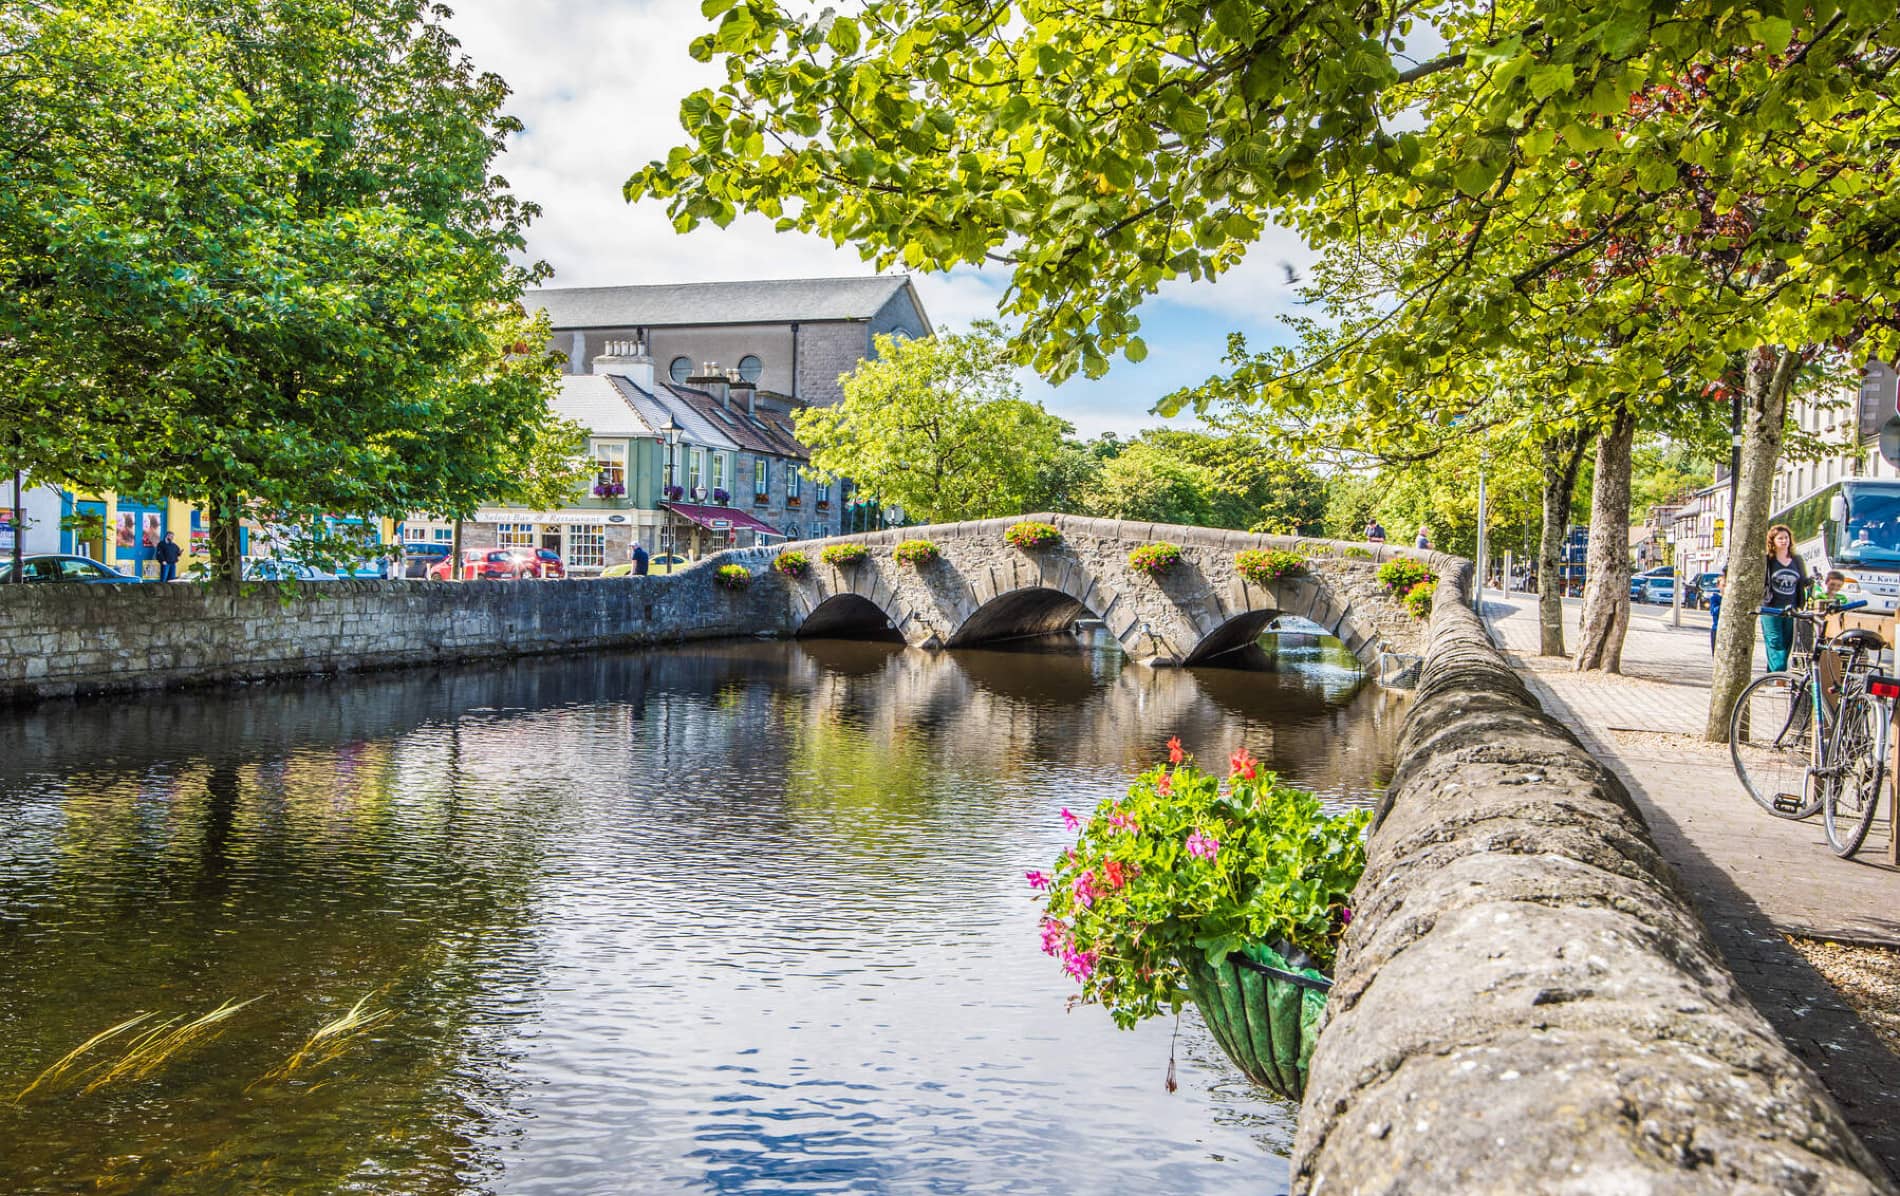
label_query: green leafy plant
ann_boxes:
[1126,542,1182,576]
[893,538,940,565]
[1403,579,1436,619]
[1004,520,1062,549]
[1234,548,1305,585]
[1031,741,1369,1029]
[1342,546,1372,560]
[1375,559,1434,596]
[819,543,869,567]
[774,550,812,579]
[714,564,753,591]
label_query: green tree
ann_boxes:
[798,325,1070,524]
[4,0,567,583]
[1080,440,1217,526]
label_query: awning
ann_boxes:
[661,502,782,537]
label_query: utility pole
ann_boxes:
[1473,468,1488,612]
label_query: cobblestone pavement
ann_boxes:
[1485,594,1900,1176]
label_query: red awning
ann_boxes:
[661,502,782,537]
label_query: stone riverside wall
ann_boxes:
[1291,559,1894,1194]
[0,546,794,704]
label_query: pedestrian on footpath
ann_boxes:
[155,532,183,582]
[1708,569,1724,651]
[1760,524,1807,672]
[1364,518,1386,544]
[630,542,650,576]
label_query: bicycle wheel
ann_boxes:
[1731,671,1822,818]
[1824,694,1885,858]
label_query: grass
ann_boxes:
[251,994,393,1089]
[12,1011,157,1103]
[78,998,260,1094]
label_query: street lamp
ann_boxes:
[660,417,683,490]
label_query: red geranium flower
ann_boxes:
[1167,736,1184,764]
[1229,747,1259,781]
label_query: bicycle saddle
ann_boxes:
[1834,628,1887,652]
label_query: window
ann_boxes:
[788,469,801,501]
[669,356,693,384]
[591,440,627,487]
[433,527,453,542]
[816,479,831,505]
[712,452,727,492]
[497,522,533,548]
[738,355,763,383]
[753,458,770,501]
[786,522,800,540]
[568,524,605,569]
[688,450,704,493]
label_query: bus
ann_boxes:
[1774,478,1900,612]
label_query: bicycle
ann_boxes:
[1822,668,1897,858]
[1729,599,1882,822]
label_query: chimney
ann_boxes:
[687,362,730,407]
[590,339,655,392]
[731,374,758,417]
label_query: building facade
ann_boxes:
[1771,360,1900,512]
[532,275,933,408]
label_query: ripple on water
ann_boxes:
[0,632,1397,1195]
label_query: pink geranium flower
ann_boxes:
[1185,829,1219,860]
[1071,870,1099,908]
[1060,807,1080,832]
[1025,870,1052,891]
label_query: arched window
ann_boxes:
[669,356,692,384]
[737,355,763,384]
[786,522,800,541]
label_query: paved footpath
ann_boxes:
[1484,595,1900,1175]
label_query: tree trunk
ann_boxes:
[1706,346,1799,740]
[207,495,243,585]
[450,518,463,582]
[1574,407,1636,672]
[1537,431,1587,656]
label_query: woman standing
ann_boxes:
[1760,524,1808,673]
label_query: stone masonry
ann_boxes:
[0,516,1426,704]
[1292,558,1894,1194]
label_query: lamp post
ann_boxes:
[660,417,683,555]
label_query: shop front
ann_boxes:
[659,501,783,559]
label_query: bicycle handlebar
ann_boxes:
[1757,599,1870,617]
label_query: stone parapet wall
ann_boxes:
[0,546,792,704]
[1291,559,1893,1193]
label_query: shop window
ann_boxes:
[498,523,533,548]
[568,524,605,569]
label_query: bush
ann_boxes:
[1126,542,1182,575]
[1376,558,1434,595]
[819,543,869,567]
[893,538,940,565]
[773,551,811,579]
[714,564,752,591]
[1342,546,1372,560]
[1234,548,1306,585]
[1005,520,1062,549]
[1030,740,1369,1029]
[1403,579,1436,619]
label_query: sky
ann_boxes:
[442,0,1312,439]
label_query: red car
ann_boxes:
[527,548,565,579]
[428,548,537,581]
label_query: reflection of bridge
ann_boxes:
[779,514,1430,674]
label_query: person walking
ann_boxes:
[1708,569,1724,652]
[155,531,183,582]
[1414,525,1433,551]
[1363,518,1386,544]
[630,542,650,576]
[1760,524,1808,672]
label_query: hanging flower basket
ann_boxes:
[1005,520,1062,549]
[714,564,752,590]
[664,484,685,502]
[893,538,940,566]
[820,543,869,567]
[1030,741,1366,1103]
[712,488,731,504]
[774,551,811,579]
[1179,943,1331,1100]
[1234,548,1305,585]
[1126,542,1182,575]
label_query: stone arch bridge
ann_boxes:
[751,514,1432,677]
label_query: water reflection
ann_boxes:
[0,629,1399,1194]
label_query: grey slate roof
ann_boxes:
[552,375,652,438]
[531,276,920,329]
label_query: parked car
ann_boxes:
[242,559,338,582]
[1687,571,1724,609]
[528,548,565,579]
[428,548,536,581]
[1642,575,1676,605]
[399,542,452,579]
[1629,566,1673,603]
[0,554,141,584]
[601,552,689,578]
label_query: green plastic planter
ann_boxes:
[1179,943,1330,1101]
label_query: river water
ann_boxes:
[0,631,1403,1195]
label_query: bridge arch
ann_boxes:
[947,584,1099,647]
[797,593,904,641]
